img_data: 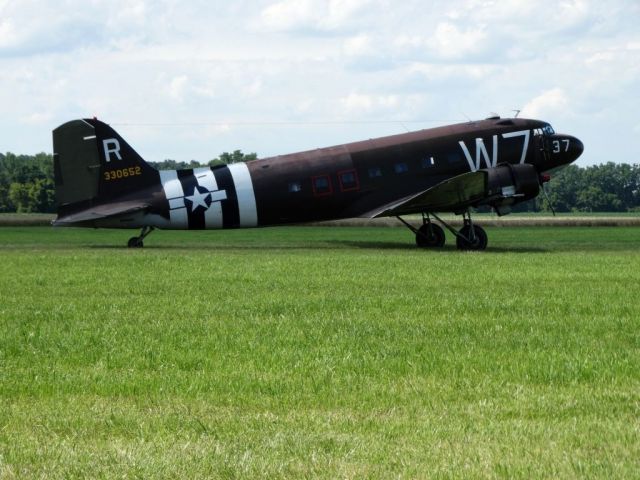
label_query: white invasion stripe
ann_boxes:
[160,170,184,199]
[193,167,223,229]
[228,163,258,227]
[193,167,218,190]
[83,135,97,140]
[204,201,223,229]
[210,190,227,202]
[170,207,188,229]
[169,198,184,210]
[160,170,187,228]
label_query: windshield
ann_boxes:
[542,124,555,135]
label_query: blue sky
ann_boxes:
[1,0,638,166]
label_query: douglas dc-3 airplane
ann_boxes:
[52,116,583,249]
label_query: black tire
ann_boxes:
[415,223,446,248]
[127,237,143,248]
[456,225,488,251]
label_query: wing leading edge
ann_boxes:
[367,171,488,218]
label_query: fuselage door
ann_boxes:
[533,128,550,166]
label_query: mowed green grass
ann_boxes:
[0,226,639,479]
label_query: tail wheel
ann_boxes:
[456,225,488,251]
[416,223,446,248]
[127,226,154,248]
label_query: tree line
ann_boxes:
[512,163,640,213]
[1,151,639,213]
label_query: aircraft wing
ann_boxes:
[368,171,488,217]
[53,200,150,226]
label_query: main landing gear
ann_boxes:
[127,226,154,248]
[396,211,488,251]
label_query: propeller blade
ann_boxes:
[542,182,556,216]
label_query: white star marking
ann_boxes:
[186,188,210,212]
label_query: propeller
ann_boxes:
[539,174,556,216]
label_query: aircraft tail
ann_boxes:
[52,118,158,218]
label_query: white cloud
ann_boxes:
[343,34,373,56]
[0,18,17,47]
[428,22,487,59]
[242,79,263,97]
[390,22,496,64]
[167,75,189,101]
[394,34,423,49]
[326,0,372,29]
[20,112,53,125]
[557,0,590,28]
[0,0,638,166]
[340,93,399,113]
[259,0,316,31]
[110,0,147,25]
[404,62,497,85]
[257,0,372,32]
[521,88,570,118]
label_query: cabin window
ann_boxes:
[421,156,435,169]
[338,169,359,192]
[288,182,302,193]
[368,167,382,178]
[312,175,332,196]
[447,152,463,165]
[394,162,409,174]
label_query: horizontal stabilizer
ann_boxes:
[368,171,488,217]
[53,200,150,226]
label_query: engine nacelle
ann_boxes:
[485,163,540,215]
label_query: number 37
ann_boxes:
[553,139,570,153]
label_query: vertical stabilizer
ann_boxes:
[52,119,158,217]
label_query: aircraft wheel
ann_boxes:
[127,237,143,248]
[456,225,488,251]
[416,223,446,248]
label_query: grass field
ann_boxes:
[1,226,639,478]
[2,212,640,228]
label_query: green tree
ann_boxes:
[8,178,55,213]
[575,185,622,212]
[209,150,257,167]
[1,152,55,212]
[31,178,56,213]
[148,159,198,170]
[0,179,14,212]
[8,183,32,212]
[545,165,584,212]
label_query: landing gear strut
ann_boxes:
[396,210,488,251]
[127,226,154,248]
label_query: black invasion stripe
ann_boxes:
[213,166,239,228]
[177,169,206,230]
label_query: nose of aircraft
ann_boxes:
[545,134,584,169]
[566,135,584,162]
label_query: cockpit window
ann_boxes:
[542,124,555,135]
